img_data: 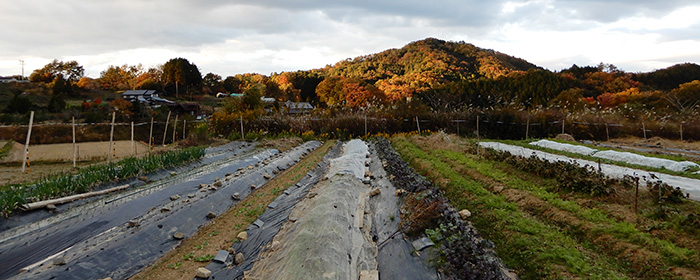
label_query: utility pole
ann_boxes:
[19,60,25,79]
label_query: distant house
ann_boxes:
[216,92,245,98]
[0,76,21,83]
[260,97,275,103]
[284,101,314,114]
[122,90,174,108]
[168,102,201,116]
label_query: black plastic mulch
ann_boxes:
[204,141,342,280]
[1,141,321,280]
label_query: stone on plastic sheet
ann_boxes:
[170,194,181,201]
[267,201,278,209]
[206,212,217,219]
[360,270,379,280]
[253,219,265,228]
[127,219,140,228]
[53,255,67,265]
[237,231,248,241]
[46,204,57,211]
[213,181,223,187]
[188,193,196,198]
[369,188,381,197]
[213,250,229,263]
[234,252,245,265]
[232,192,241,200]
[196,267,211,278]
[173,232,185,240]
[283,189,291,195]
[411,237,435,251]
[264,174,271,180]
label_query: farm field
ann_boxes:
[391,133,700,279]
[2,135,700,280]
[0,140,165,186]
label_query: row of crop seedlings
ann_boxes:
[0,147,204,215]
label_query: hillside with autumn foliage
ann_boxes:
[317,38,539,102]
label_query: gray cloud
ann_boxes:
[0,0,698,76]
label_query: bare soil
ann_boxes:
[608,136,700,151]
[259,137,303,152]
[0,140,168,186]
[604,136,700,161]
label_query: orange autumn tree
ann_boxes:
[316,77,386,109]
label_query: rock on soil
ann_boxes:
[196,267,211,278]
[459,209,472,219]
[555,133,576,141]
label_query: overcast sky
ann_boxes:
[1,0,699,78]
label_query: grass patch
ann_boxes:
[433,147,698,275]
[0,140,13,160]
[391,136,627,279]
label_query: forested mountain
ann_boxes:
[317,38,539,101]
[306,38,700,113]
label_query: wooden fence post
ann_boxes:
[21,111,34,173]
[172,115,178,143]
[364,114,368,136]
[162,111,171,146]
[525,117,530,139]
[148,117,154,156]
[642,122,647,140]
[561,118,565,134]
[605,123,610,141]
[109,111,115,163]
[72,116,76,168]
[415,116,421,134]
[131,121,135,155]
[240,115,244,140]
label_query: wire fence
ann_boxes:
[1,111,697,148]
